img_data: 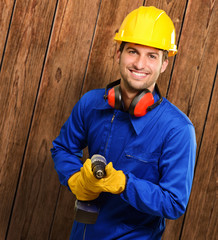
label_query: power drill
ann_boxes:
[74,154,107,224]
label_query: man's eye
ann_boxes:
[128,50,137,54]
[149,54,157,59]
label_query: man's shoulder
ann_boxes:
[81,88,104,103]
[82,88,104,98]
[161,98,194,127]
[79,88,108,111]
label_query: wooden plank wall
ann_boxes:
[0,0,217,239]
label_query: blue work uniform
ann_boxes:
[51,88,196,240]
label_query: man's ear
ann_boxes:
[116,49,121,64]
[161,59,169,73]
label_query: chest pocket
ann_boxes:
[120,151,160,184]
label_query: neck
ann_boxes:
[120,83,155,111]
[120,87,138,111]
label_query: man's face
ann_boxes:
[117,43,168,93]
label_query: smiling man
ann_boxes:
[51,6,196,240]
[117,43,168,111]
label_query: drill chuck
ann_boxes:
[91,154,107,179]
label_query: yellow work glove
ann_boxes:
[80,159,106,193]
[102,161,126,194]
[68,170,100,201]
[81,159,126,195]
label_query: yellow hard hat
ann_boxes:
[114,6,177,56]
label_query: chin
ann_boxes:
[130,82,149,90]
[128,85,146,92]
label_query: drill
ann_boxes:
[74,154,107,224]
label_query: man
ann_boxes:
[51,6,196,239]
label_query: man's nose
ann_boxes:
[133,56,147,70]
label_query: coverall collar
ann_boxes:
[94,89,163,135]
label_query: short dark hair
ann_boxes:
[118,42,168,62]
[162,50,168,62]
[119,42,127,53]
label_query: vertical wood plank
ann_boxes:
[163,0,218,239]
[0,0,57,238]
[167,0,218,147]
[49,187,76,239]
[0,0,14,62]
[6,0,101,239]
[181,70,217,240]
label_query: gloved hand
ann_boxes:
[68,159,126,201]
[81,159,126,195]
[102,161,126,194]
[68,169,100,201]
[80,159,106,193]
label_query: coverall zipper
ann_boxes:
[82,112,116,239]
[104,112,116,155]
[82,113,115,240]
[83,224,87,240]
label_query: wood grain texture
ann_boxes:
[163,0,218,239]
[0,0,14,61]
[185,0,218,149]
[49,186,76,240]
[168,0,218,139]
[6,0,101,239]
[181,69,217,239]
[0,0,57,238]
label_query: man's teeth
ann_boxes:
[132,71,147,76]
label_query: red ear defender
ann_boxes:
[129,90,154,117]
[107,87,115,108]
[107,85,122,109]
[104,80,162,117]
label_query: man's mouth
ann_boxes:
[129,70,148,78]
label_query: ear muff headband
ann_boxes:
[104,80,163,117]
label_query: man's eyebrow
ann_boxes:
[126,47,140,53]
[126,46,160,56]
[126,46,138,51]
[148,51,159,55]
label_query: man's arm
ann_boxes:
[51,98,87,186]
[120,124,196,219]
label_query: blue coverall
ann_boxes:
[51,88,196,239]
